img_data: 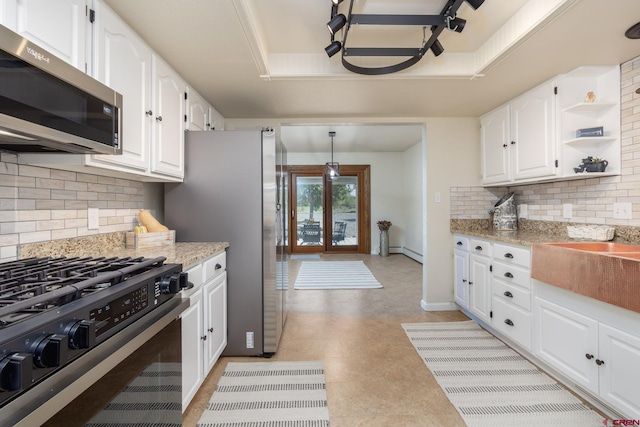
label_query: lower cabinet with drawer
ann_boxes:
[181,250,227,411]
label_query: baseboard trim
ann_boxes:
[402,247,422,263]
[421,300,458,311]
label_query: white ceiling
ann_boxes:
[103,0,640,152]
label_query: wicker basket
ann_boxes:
[567,225,615,241]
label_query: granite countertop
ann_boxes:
[19,233,229,269]
[451,219,640,247]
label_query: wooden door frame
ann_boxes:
[288,165,370,254]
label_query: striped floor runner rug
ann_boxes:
[197,361,329,427]
[402,321,605,427]
[85,362,182,426]
[294,260,382,289]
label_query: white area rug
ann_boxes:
[402,321,605,427]
[85,362,182,426]
[294,260,382,290]
[197,361,329,427]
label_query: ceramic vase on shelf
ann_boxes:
[379,230,389,257]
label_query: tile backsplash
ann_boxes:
[451,55,640,228]
[0,153,144,261]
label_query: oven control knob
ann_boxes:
[32,334,69,368]
[158,272,192,294]
[65,320,96,349]
[0,353,32,392]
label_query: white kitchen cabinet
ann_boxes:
[151,54,186,178]
[181,251,227,411]
[3,0,88,71]
[481,80,556,185]
[556,66,620,178]
[186,87,225,131]
[468,238,491,324]
[534,284,640,418]
[453,235,469,309]
[208,105,225,131]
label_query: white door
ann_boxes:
[469,254,491,323]
[453,249,469,309]
[186,88,209,131]
[151,54,185,178]
[480,104,511,184]
[510,81,557,181]
[204,273,227,374]
[15,0,87,70]
[534,297,599,393]
[92,1,150,171]
[598,323,640,418]
[181,290,204,411]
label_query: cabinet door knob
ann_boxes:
[511,141,516,145]
[585,354,594,360]
[156,116,163,122]
[503,291,513,298]
[504,272,514,278]
[462,279,467,283]
[456,241,463,245]
[201,335,207,341]
[145,110,153,116]
[502,144,508,148]
[504,319,514,326]
[596,359,605,366]
[475,246,483,251]
[504,253,514,259]
[208,327,214,333]
[468,281,473,285]
[215,263,222,270]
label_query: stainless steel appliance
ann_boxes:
[0,24,122,154]
[164,129,288,356]
[0,256,190,426]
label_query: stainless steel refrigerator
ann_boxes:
[164,129,287,356]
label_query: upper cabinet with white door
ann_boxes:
[0,0,88,71]
[481,79,557,186]
[187,87,225,131]
[481,66,620,187]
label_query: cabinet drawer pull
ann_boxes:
[475,246,483,251]
[596,359,605,366]
[504,272,514,278]
[504,253,514,259]
[585,354,594,360]
[504,319,514,326]
[457,241,463,245]
[503,291,513,298]
[215,263,222,270]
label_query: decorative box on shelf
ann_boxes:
[125,230,176,249]
[576,126,604,138]
[567,225,614,241]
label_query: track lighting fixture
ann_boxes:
[327,13,347,35]
[323,0,483,75]
[465,0,485,10]
[430,39,444,57]
[325,40,342,58]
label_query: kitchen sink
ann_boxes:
[544,241,640,253]
[531,241,640,314]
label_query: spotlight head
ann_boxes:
[430,40,444,57]
[465,0,484,10]
[327,13,347,35]
[325,41,342,57]
[447,17,466,32]
[331,0,344,4]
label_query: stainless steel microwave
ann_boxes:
[0,24,122,154]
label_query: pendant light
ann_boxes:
[326,131,340,181]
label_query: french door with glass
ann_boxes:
[289,165,370,254]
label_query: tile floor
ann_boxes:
[183,253,470,426]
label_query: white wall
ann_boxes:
[402,141,423,260]
[423,118,480,310]
[287,151,407,253]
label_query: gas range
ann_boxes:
[0,255,190,411]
